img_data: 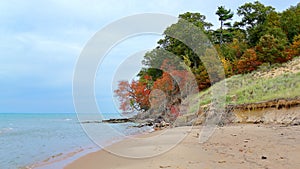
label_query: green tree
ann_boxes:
[142,48,174,69]
[215,6,234,45]
[236,1,274,28]
[255,34,287,64]
[142,12,214,90]
[262,11,288,42]
[280,3,300,43]
[145,12,213,69]
[218,38,248,62]
[178,12,213,31]
[137,68,163,88]
[235,1,275,46]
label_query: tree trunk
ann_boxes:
[220,20,223,45]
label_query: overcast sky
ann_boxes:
[0,0,298,113]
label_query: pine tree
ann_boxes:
[216,6,234,45]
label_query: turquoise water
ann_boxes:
[0,113,148,169]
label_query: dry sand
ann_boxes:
[65,124,300,169]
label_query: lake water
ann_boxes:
[0,113,149,169]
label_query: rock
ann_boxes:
[261,156,267,160]
[154,116,164,123]
[102,118,134,123]
[132,122,153,128]
[218,160,226,163]
[154,118,170,130]
[244,139,250,143]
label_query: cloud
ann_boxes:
[15,33,81,53]
[0,32,80,84]
[0,0,299,113]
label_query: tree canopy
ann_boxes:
[115,2,300,116]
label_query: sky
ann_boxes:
[0,0,299,113]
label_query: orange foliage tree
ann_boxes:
[115,58,191,116]
[114,79,151,112]
[153,72,174,95]
[286,35,300,58]
[236,49,262,74]
[114,81,132,112]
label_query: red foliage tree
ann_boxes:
[114,80,151,112]
[236,49,262,74]
[155,59,192,95]
[114,81,132,112]
[115,58,195,115]
[130,80,151,111]
[153,72,174,95]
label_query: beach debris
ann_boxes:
[131,120,154,128]
[154,121,170,130]
[188,161,199,164]
[153,116,170,130]
[159,165,171,168]
[243,138,250,143]
[218,160,226,163]
[261,156,267,160]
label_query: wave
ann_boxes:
[0,127,13,134]
[64,118,72,121]
[26,146,99,169]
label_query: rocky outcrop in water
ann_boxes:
[102,118,134,123]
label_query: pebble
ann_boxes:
[261,156,267,160]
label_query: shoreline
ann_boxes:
[27,145,99,169]
[64,124,300,169]
[29,125,154,169]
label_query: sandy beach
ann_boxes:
[65,124,300,169]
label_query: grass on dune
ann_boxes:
[186,57,300,114]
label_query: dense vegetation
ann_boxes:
[190,57,300,113]
[115,1,300,119]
